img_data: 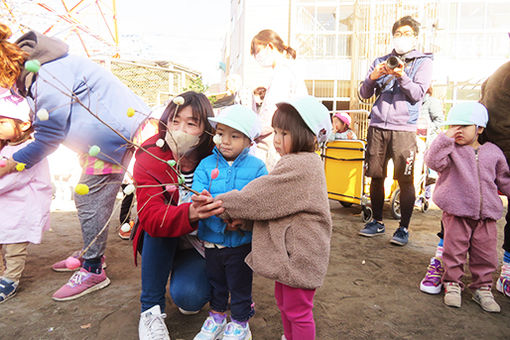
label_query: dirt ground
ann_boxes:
[1,197,510,340]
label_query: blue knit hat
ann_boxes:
[444,102,488,128]
[209,104,261,141]
[276,96,332,143]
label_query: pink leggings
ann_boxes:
[274,281,316,340]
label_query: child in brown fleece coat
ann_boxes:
[192,96,333,340]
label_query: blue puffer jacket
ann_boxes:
[192,147,267,247]
[12,31,148,168]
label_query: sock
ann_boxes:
[435,245,444,258]
[231,318,248,327]
[209,311,226,324]
[503,251,510,264]
[83,258,102,274]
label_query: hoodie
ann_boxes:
[360,49,433,132]
[12,31,148,168]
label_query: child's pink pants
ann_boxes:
[274,281,316,340]
[442,212,498,290]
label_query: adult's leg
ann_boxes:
[74,172,124,261]
[397,178,415,228]
[170,248,211,312]
[369,178,385,221]
[366,127,390,222]
[140,233,178,313]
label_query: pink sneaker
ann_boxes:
[51,252,106,272]
[496,263,510,297]
[52,268,111,301]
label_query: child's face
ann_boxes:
[448,124,483,146]
[215,123,251,161]
[332,117,347,132]
[0,117,19,141]
[273,127,293,156]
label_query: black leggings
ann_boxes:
[370,177,415,228]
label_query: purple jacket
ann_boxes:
[425,133,510,221]
[360,50,433,132]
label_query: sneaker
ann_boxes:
[444,282,461,308]
[178,307,201,315]
[139,305,171,340]
[0,277,18,304]
[472,287,500,313]
[52,268,111,301]
[119,221,134,240]
[496,263,510,297]
[222,321,252,340]
[420,257,444,294]
[51,252,106,272]
[193,316,227,340]
[359,220,385,237]
[390,227,409,246]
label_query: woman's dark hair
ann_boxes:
[250,29,296,59]
[392,16,420,36]
[272,105,316,153]
[158,91,214,160]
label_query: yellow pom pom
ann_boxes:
[15,163,26,171]
[127,107,135,117]
[75,184,90,195]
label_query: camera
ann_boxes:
[386,56,404,70]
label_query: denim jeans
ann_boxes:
[140,233,211,313]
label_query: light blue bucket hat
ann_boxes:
[276,95,332,143]
[444,102,488,128]
[208,104,261,141]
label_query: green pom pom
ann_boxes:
[88,145,100,157]
[25,59,41,73]
[167,160,176,167]
[178,175,185,185]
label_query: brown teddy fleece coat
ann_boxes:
[217,152,332,289]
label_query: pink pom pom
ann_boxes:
[0,159,6,167]
[211,168,219,180]
[65,256,81,270]
[165,185,178,193]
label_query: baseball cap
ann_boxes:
[444,102,488,128]
[208,104,261,141]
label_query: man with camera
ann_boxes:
[358,16,433,246]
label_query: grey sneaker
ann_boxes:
[444,282,461,308]
[390,227,409,246]
[359,220,385,237]
[472,287,500,313]
[139,305,171,340]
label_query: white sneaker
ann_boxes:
[222,321,252,340]
[139,305,171,340]
[193,315,226,340]
[472,287,501,313]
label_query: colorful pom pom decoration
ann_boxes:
[156,139,165,148]
[173,96,185,105]
[178,175,185,185]
[165,185,178,193]
[167,160,176,167]
[0,159,6,167]
[211,168,219,180]
[123,183,136,195]
[88,145,100,157]
[75,184,90,195]
[65,256,81,270]
[126,107,135,117]
[15,163,26,171]
[213,134,222,145]
[25,59,41,73]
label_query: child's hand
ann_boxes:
[225,219,244,231]
[445,126,461,139]
[189,190,224,222]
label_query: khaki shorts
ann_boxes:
[366,126,417,181]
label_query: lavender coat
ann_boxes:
[425,133,510,221]
[0,140,52,244]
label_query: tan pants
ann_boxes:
[0,242,29,283]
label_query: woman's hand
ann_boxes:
[189,190,224,223]
[0,158,17,178]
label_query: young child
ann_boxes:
[328,111,357,141]
[192,105,267,340]
[194,95,333,340]
[0,92,52,303]
[424,102,510,313]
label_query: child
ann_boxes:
[252,86,266,113]
[192,105,267,340]
[0,92,52,303]
[328,111,357,141]
[193,95,333,340]
[424,102,510,313]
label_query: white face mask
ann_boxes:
[393,36,416,55]
[255,46,274,68]
[165,129,200,156]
